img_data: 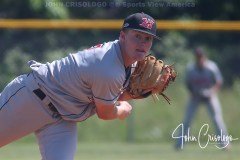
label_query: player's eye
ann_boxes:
[145,36,152,42]
[135,34,141,40]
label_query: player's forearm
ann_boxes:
[95,101,132,120]
[213,81,222,92]
[206,81,222,96]
[96,104,118,120]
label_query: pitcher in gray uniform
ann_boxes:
[175,47,230,150]
[0,13,161,159]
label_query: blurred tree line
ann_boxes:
[0,0,240,90]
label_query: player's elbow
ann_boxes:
[97,113,113,120]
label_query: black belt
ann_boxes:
[33,88,59,116]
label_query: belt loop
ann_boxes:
[33,89,46,100]
[33,88,60,118]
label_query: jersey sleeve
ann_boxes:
[92,74,123,105]
[211,62,223,84]
[185,63,193,91]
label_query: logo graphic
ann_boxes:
[87,43,104,50]
[123,23,129,28]
[139,18,154,29]
[172,123,239,149]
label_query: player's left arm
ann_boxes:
[118,89,152,101]
[209,62,223,94]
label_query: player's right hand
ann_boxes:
[199,88,213,98]
[116,101,132,120]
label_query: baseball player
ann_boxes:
[0,13,161,160]
[175,47,230,150]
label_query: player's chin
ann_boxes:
[134,52,146,61]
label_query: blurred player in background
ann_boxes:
[175,47,230,150]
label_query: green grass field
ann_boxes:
[0,82,239,160]
[0,141,239,160]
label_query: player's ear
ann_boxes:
[119,30,125,41]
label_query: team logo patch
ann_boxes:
[87,43,104,50]
[139,18,155,30]
[123,23,129,28]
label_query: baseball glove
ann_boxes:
[127,55,177,104]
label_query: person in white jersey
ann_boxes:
[0,12,161,159]
[175,47,230,150]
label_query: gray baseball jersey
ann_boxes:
[0,40,133,157]
[185,59,223,94]
[29,40,130,122]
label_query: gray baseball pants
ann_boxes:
[0,73,78,160]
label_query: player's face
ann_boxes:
[122,30,153,61]
[196,55,205,68]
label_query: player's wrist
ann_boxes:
[118,91,133,101]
